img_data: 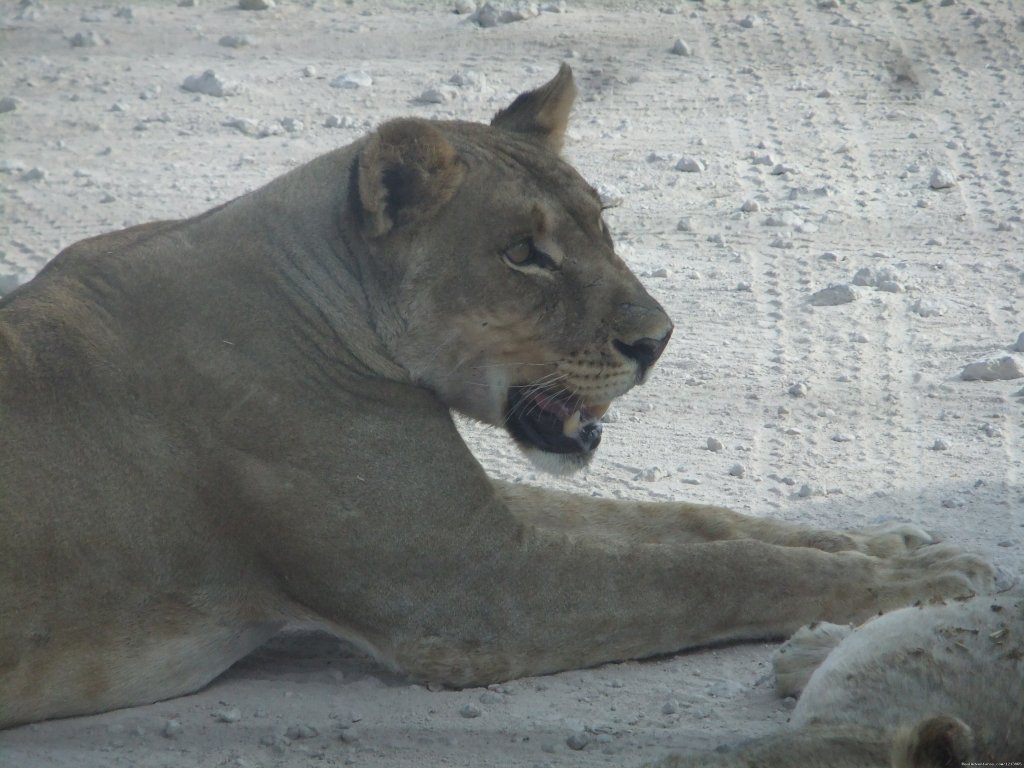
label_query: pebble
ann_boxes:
[851,267,875,286]
[183,70,240,97]
[728,463,745,478]
[593,181,623,208]
[70,31,105,47]
[20,167,46,181]
[450,70,487,90]
[0,97,19,113]
[214,707,242,723]
[453,0,477,13]
[650,267,670,278]
[706,437,724,452]
[219,34,252,48]
[324,115,356,128]
[675,156,705,172]
[566,731,590,750]
[331,71,372,89]
[740,199,760,212]
[1011,332,1024,353]
[910,298,947,317]
[459,703,482,718]
[285,724,318,739]
[162,719,183,738]
[473,2,539,27]
[808,284,858,306]
[661,699,679,715]
[238,0,274,9]
[960,356,1024,381]
[302,65,317,77]
[931,438,951,451]
[850,332,869,343]
[796,484,813,498]
[636,466,667,482]
[418,86,458,104]
[832,433,854,442]
[738,14,762,28]
[981,423,1003,438]
[788,382,809,397]
[670,38,691,56]
[929,167,957,190]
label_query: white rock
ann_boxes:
[238,0,274,9]
[675,155,705,172]
[20,167,46,181]
[459,703,482,718]
[706,437,723,452]
[910,298,947,317]
[285,724,318,739]
[670,38,690,56]
[453,0,477,12]
[182,70,240,97]
[960,356,1024,381]
[832,433,854,442]
[214,707,241,723]
[162,719,182,737]
[593,181,623,208]
[218,34,251,48]
[650,267,670,278]
[739,14,762,27]
[788,382,809,397]
[280,117,303,133]
[851,267,876,286]
[808,284,858,306]
[418,86,458,104]
[69,31,105,47]
[931,438,951,451]
[728,463,746,478]
[662,699,679,715]
[324,115,356,128]
[450,70,487,90]
[740,198,760,212]
[302,65,317,77]
[929,167,957,190]
[1010,332,1024,353]
[0,97,19,113]
[876,280,904,293]
[566,731,590,750]
[331,71,372,89]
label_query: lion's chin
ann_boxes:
[521,445,597,476]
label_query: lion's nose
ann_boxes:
[613,325,673,378]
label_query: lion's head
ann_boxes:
[353,64,673,472]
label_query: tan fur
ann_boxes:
[653,593,1024,767]
[0,66,996,730]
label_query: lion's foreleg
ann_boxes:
[494,480,933,556]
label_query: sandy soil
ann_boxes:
[1,1,1022,766]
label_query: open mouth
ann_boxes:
[505,388,610,454]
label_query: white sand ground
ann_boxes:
[1,1,1022,766]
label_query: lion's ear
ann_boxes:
[490,63,576,153]
[357,119,465,238]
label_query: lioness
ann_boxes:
[654,591,1024,767]
[0,65,995,729]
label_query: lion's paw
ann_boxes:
[772,621,852,699]
[882,545,996,605]
[844,522,936,557]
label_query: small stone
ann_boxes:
[911,298,947,317]
[735,282,752,292]
[850,332,869,343]
[567,731,590,751]
[960,356,1024,381]
[593,181,623,208]
[285,724,318,739]
[740,198,760,212]
[809,284,858,306]
[459,703,482,718]
[331,71,372,89]
[0,97,19,113]
[676,218,695,232]
[728,463,745,478]
[1010,332,1024,353]
[650,267,670,278]
[182,70,240,97]
[114,6,134,19]
[738,14,762,28]
[662,699,679,715]
[238,0,274,9]
[302,65,317,77]
[876,280,904,293]
[20,167,46,181]
[280,117,303,133]
[324,115,355,128]
[418,86,458,104]
[218,34,251,48]
[670,38,691,56]
[453,0,476,12]
[931,438,951,451]
[929,167,957,190]
[981,423,1003,438]
[851,267,876,286]
[178,0,199,6]
[788,382,809,397]
[214,707,241,723]
[450,70,488,90]
[706,437,724,452]
[796,484,813,498]
[675,156,705,173]
[832,433,854,442]
[771,163,799,175]
[69,31,105,47]
[162,719,182,738]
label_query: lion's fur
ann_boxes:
[653,593,1024,767]
[0,65,997,731]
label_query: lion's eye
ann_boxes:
[503,239,558,271]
